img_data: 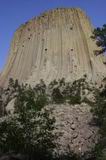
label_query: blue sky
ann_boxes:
[0,0,106,70]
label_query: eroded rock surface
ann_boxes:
[0,8,106,87]
[46,104,99,156]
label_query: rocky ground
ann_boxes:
[45,104,99,157]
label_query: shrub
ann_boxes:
[1,77,105,159]
[0,79,56,159]
[91,87,106,160]
[52,87,65,104]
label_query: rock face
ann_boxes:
[0,8,106,87]
[48,104,99,157]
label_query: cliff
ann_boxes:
[0,8,106,87]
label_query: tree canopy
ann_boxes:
[92,24,106,55]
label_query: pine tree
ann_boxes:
[92,24,106,55]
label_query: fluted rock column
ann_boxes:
[0,8,106,87]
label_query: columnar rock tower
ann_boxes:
[0,8,106,87]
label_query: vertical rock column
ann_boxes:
[0,8,106,87]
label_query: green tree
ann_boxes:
[92,24,106,55]
[0,81,56,159]
[8,78,14,88]
[52,87,64,104]
[0,109,56,159]
[92,87,106,160]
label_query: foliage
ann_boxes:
[49,77,88,105]
[0,79,56,160]
[14,85,48,113]
[1,77,106,159]
[91,86,106,160]
[67,80,82,105]
[51,87,64,104]
[92,24,106,55]
[0,110,56,159]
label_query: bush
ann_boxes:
[0,79,56,159]
[91,87,106,160]
[1,77,105,159]
[0,109,56,159]
[52,87,65,104]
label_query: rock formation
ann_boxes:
[47,104,99,156]
[0,8,105,159]
[0,8,106,87]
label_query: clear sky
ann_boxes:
[0,0,106,70]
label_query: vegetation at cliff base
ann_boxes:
[0,79,56,160]
[0,77,106,160]
[91,86,106,160]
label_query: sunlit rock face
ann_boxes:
[0,8,106,87]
